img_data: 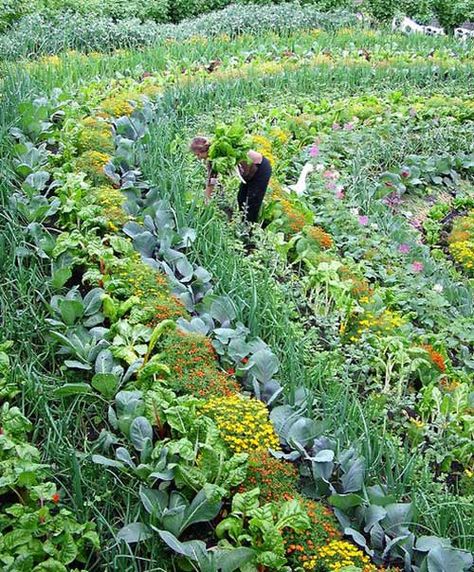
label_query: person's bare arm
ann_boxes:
[205,162,218,203]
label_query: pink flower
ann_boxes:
[326,181,337,190]
[332,123,341,131]
[398,243,410,254]
[344,122,355,131]
[323,170,340,180]
[309,145,320,157]
[411,261,424,273]
[335,189,345,200]
[358,215,369,226]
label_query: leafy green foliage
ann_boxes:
[208,122,253,175]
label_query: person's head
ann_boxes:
[190,136,210,160]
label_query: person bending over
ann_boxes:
[190,136,272,223]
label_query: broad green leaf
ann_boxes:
[181,487,223,532]
[91,455,124,469]
[139,486,168,517]
[58,299,84,326]
[341,458,365,493]
[50,267,72,289]
[427,546,473,572]
[32,559,67,572]
[117,522,153,544]
[53,383,92,397]
[130,416,153,451]
[91,373,119,400]
[216,547,256,571]
[329,493,364,510]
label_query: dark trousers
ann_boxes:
[237,156,272,223]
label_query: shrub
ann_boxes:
[0,0,37,32]
[200,394,280,454]
[0,4,359,61]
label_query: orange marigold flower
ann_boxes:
[421,344,446,372]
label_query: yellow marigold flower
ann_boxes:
[74,151,111,183]
[201,395,279,454]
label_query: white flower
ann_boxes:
[315,163,324,172]
[350,208,360,216]
[433,283,444,293]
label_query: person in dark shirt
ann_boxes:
[189,136,272,223]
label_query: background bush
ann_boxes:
[1,0,474,60]
[0,3,358,61]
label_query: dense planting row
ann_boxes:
[1,23,473,572]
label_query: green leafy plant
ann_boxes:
[208,122,253,175]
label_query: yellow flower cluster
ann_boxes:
[270,126,290,145]
[201,395,280,454]
[77,117,114,154]
[350,309,404,341]
[252,134,276,165]
[449,240,474,272]
[99,95,135,118]
[74,150,111,183]
[302,540,377,571]
[91,186,129,227]
[447,212,474,274]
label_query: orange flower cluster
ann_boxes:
[305,225,334,249]
[280,199,307,234]
[283,499,342,569]
[338,265,373,299]
[237,450,298,503]
[421,344,446,372]
[158,332,237,398]
[175,366,239,399]
[151,296,187,325]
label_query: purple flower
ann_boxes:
[344,122,355,131]
[398,243,410,254]
[383,192,402,210]
[326,181,337,190]
[358,215,369,226]
[332,123,341,131]
[411,261,424,273]
[309,145,320,157]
